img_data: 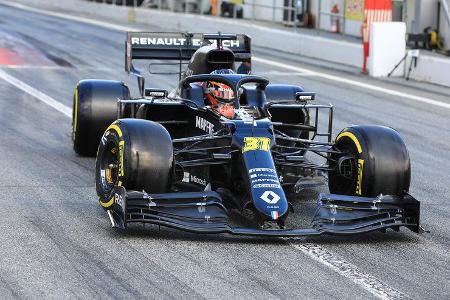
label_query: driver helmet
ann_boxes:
[205,69,236,118]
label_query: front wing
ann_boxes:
[107,187,421,237]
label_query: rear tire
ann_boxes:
[328,125,410,197]
[72,80,130,157]
[95,119,173,209]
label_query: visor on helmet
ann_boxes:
[207,81,234,103]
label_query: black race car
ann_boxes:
[72,32,421,237]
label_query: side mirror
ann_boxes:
[144,88,168,99]
[296,92,315,102]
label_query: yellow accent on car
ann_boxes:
[356,159,364,195]
[100,197,114,208]
[242,137,271,153]
[119,141,124,176]
[73,86,78,139]
[106,124,123,137]
[336,132,362,154]
[105,168,113,184]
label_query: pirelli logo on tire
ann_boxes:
[336,131,364,196]
[356,159,364,195]
[119,140,124,177]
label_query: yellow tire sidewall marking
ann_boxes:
[72,86,78,141]
[100,196,114,209]
[106,124,123,138]
[336,131,362,154]
[105,123,125,178]
[99,123,125,209]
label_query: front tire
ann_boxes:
[95,119,173,209]
[329,125,410,197]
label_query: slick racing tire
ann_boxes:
[95,119,173,209]
[328,125,410,197]
[72,80,130,157]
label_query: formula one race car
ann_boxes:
[72,32,421,236]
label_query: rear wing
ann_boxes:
[125,32,251,73]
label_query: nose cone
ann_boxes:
[247,166,288,220]
[232,120,288,220]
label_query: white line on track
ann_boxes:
[2,1,449,111]
[0,2,415,298]
[252,57,450,110]
[0,65,113,71]
[288,242,411,300]
[0,65,65,70]
[257,71,318,76]
[0,68,71,117]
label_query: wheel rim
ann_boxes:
[331,143,357,195]
[99,141,120,193]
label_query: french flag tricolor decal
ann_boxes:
[271,211,279,220]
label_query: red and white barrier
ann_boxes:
[362,0,392,73]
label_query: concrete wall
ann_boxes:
[439,0,450,50]
[407,52,450,86]
[345,19,363,37]
[242,0,284,23]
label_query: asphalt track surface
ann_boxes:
[0,3,449,299]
